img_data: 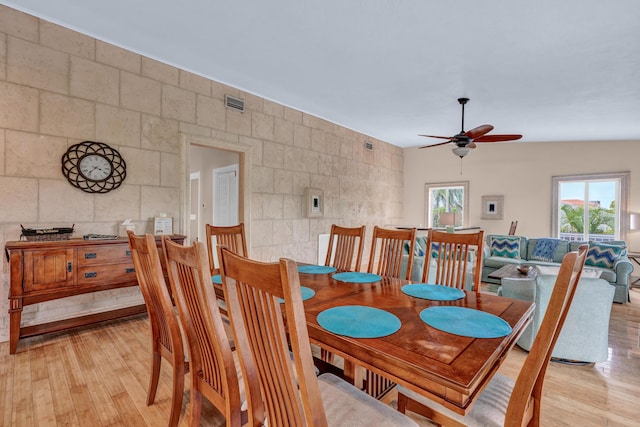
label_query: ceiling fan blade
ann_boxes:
[418,140,453,149]
[473,134,523,143]
[418,134,453,140]
[464,124,493,139]
[468,141,477,149]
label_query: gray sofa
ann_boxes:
[500,274,615,363]
[482,234,633,304]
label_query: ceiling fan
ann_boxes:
[419,97,522,158]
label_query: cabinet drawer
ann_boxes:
[77,245,132,266]
[77,263,137,286]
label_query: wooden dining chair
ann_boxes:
[321,224,365,363]
[162,238,248,427]
[217,246,418,427]
[508,220,518,235]
[205,223,248,275]
[127,231,187,427]
[368,226,416,280]
[324,224,366,272]
[362,226,417,398]
[205,223,248,315]
[421,229,484,293]
[397,244,589,427]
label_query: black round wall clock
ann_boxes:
[61,141,127,193]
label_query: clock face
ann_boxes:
[61,141,126,193]
[79,154,113,181]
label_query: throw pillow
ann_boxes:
[585,242,626,269]
[490,236,521,259]
[431,242,440,259]
[404,240,426,257]
[530,238,562,262]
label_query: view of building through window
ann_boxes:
[554,173,628,242]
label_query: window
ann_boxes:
[424,181,469,229]
[552,172,629,242]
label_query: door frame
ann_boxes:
[189,171,201,242]
[179,133,252,248]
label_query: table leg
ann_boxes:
[343,360,364,389]
[9,299,22,354]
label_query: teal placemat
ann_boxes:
[298,265,337,274]
[401,284,465,301]
[419,306,512,338]
[278,286,315,303]
[332,272,382,284]
[317,305,401,338]
[211,274,222,285]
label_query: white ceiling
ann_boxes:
[4,0,640,148]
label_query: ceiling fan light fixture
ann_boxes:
[452,146,471,158]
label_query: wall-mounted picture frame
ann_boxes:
[481,195,504,219]
[304,188,324,218]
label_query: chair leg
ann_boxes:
[397,391,408,413]
[147,351,162,405]
[189,388,202,427]
[168,362,186,427]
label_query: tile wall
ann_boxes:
[0,5,404,342]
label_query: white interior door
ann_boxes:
[213,164,239,226]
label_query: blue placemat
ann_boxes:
[401,284,465,301]
[211,274,222,285]
[419,306,512,338]
[317,305,401,338]
[298,265,337,274]
[278,286,315,303]
[332,272,382,284]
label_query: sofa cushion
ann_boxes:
[527,238,568,263]
[489,236,521,259]
[585,242,626,269]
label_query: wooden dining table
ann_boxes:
[298,271,534,416]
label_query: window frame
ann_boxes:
[424,181,469,229]
[551,172,630,242]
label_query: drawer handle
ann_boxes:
[126,268,135,274]
[84,272,97,278]
[126,250,131,256]
[67,262,73,272]
[84,253,97,259]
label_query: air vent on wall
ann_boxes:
[364,141,374,151]
[225,94,245,112]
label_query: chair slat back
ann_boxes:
[509,220,518,235]
[127,231,182,360]
[205,223,248,275]
[368,226,416,280]
[162,238,245,426]
[505,244,588,426]
[423,229,484,293]
[325,224,366,272]
[218,247,324,426]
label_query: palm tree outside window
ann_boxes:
[552,172,629,242]
[425,181,469,229]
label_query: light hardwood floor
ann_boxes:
[2,287,640,426]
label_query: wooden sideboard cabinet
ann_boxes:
[5,235,185,354]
